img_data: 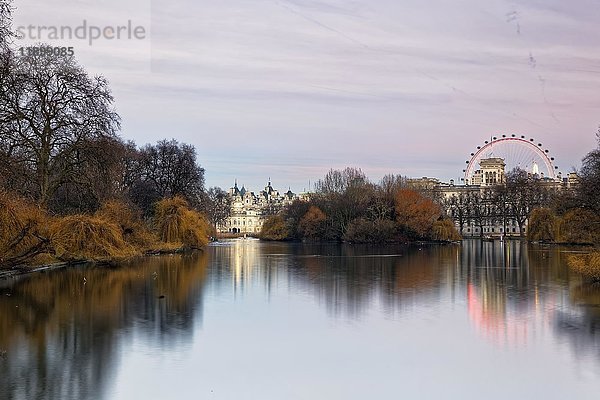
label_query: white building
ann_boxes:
[218,180,301,234]
[435,157,576,238]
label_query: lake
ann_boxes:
[1,239,599,399]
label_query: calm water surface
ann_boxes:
[1,240,600,399]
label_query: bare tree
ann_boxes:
[0,0,12,51]
[468,189,494,237]
[136,139,205,204]
[316,167,368,194]
[491,184,511,236]
[315,168,372,237]
[445,192,470,235]
[48,136,131,213]
[577,128,600,212]
[0,49,120,205]
[126,139,205,215]
[505,168,545,237]
[202,186,231,228]
[379,174,408,197]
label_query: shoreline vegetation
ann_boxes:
[258,172,462,244]
[0,193,212,271]
[1,1,221,271]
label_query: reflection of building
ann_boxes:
[218,180,303,234]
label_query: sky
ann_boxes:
[10,0,600,192]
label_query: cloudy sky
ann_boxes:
[12,0,600,192]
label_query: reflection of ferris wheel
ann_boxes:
[463,134,560,183]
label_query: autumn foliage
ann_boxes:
[298,206,327,240]
[260,215,289,241]
[558,209,600,245]
[50,215,138,261]
[395,189,441,239]
[568,252,600,282]
[0,190,50,266]
[260,169,459,243]
[526,207,600,245]
[527,208,558,242]
[154,196,211,248]
[0,192,212,268]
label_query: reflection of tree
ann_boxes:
[213,240,600,368]
[6,239,599,399]
[459,240,584,347]
[210,241,459,319]
[0,253,208,400]
[209,240,600,371]
[554,283,600,362]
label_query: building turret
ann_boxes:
[471,157,506,187]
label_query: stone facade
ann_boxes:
[469,157,506,187]
[218,180,300,234]
[436,157,578,238]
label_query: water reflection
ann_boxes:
[1,240,600,399]
[209,240,600,358]
[0,253,208,400]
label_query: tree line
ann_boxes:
[261,134,600,246]
[444,168,552,238]
[0,1,230,267]
[443,135,600,245]
[260,168,460,243]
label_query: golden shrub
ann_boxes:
[50,215,139,261]
[153,196,210,248]
[432,219,461,241]
[0,190,51,266]
[298,206,327,239]
[558,209,600,245]
[527,207,557,242]
[568,252,600,282]
[95,200,157,248]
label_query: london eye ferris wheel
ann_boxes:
[463,134,560,184]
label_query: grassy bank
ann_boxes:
[0,192,212,270]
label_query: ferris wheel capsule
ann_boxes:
[464,134,558,183]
